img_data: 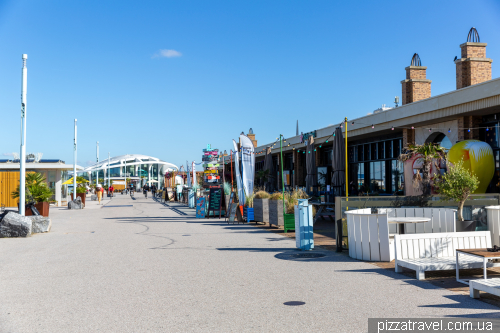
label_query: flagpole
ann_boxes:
[280,134,285,214]
[73,119,77,198]
[345,117,348,207]
[19,54,28,216]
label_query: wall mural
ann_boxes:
[447,140,494,193]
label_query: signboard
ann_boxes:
[207,187,224,218]
[196,197,206,218]
[113,181,126,185]
[166,187,174,201]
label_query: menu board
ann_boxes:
[196,197,206,218]
[207,187,223,218]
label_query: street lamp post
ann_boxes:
[19,54,28,216]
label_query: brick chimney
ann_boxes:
[401,53,431,105]
[247,128,257,148]
[455,28,492,89]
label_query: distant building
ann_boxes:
[82,154,178,190]
[0,157,82,207]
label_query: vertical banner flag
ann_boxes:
[239,134,255,197]
[232,139,245,205]
[186,161,191,187]
[192,161,196,187]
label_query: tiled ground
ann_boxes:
[249,217,500,308]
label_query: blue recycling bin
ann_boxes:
[188,189,195,208]
[294,199,314,250]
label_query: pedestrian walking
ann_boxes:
[97,184,103,204]
[109,185,114,198]
[143,184,149,198]
[151,184,157,198]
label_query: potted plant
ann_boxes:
[269,192,284,228]
[287,188,309,233]
[253,190,271,223]
[434,160,479,232]
[244,193,255,222]
[12,172,53,217]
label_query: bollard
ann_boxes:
[294,199,314,250]
[188,189,195,208]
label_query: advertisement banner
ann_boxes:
[239,134,255,197]
[233,139,245,205]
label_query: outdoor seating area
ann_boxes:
[345,207,457,262]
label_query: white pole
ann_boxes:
[108,152,110,189]
[19,54,28,216]
[73,119,77,198]
[96,141,99,185]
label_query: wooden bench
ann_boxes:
[394,231,495,280]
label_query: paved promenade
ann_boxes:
[1,194,499,332]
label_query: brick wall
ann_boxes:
[406,67,427,80]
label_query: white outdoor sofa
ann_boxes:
[470,278,500,299]
[394,231,498,280]
[346,208,456,262]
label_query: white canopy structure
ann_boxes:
[83,154,178,188]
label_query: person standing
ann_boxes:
[96,184,103,205]
[151,184,157,198]
[176,183,183,202]
[109,185,114,198]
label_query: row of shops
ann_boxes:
[245,28,500,196]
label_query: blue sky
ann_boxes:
[1,0,500,170]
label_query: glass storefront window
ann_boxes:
[370,161,386,192]
[358,163,364,189]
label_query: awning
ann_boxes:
[62,177,89,185]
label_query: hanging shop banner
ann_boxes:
[196,197,206,218]
[240,134,255,197]
[232,140,245,205]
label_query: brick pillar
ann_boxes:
[401,64,431,105]
[456,42,492,89]
[463,116,481,140]
[402,128,415,148]
[457,117,465,142]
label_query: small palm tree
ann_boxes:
[400,143,446,196]
[12,172,53,203]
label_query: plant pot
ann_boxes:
[244,207,254,222]
[456,220,476,232]
[71,193,86,206]
[269,200,284,227]
[284,213,295,233]
[19,202,50,217]
[253,199,269,223]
